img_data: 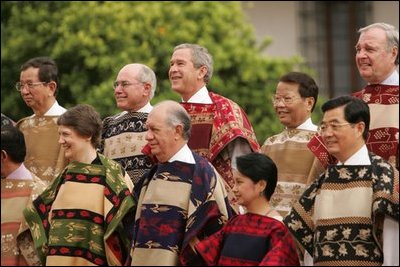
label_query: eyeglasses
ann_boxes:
[113,81,143,89]
[15,81,47,91]
[317,122,354,135]
[271,95,301,105]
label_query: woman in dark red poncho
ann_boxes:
[193,152,300,266]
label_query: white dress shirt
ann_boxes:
[44,101,67,116]
[381,70,399,86]
[168,144,195,164]
[296,117,318,131]
[185,86,213,104]
[6,163,33,180]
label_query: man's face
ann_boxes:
[355,27,397,84]
[320,106,359,162]
[19,67,52,111]
[273,82,313,129]
[169,48,203,100]
[114,67,148,112]
[145,108,177,163]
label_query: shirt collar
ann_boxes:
[337,145,371,165]
[168,144,195,164]
[137,102,153,113]
[44,101,67,116]
[7,163,33,180]
[116,103,153,119]
[380,70,399,85]
[296,117,318,131]
[185,86,213,104]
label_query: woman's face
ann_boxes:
[58,125,91,162]
[232,169,262,208]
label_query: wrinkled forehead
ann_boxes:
[358,28,387,45]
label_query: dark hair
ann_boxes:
[1,125,26,163]
[280,72,319,112]
[236,152,278,201]
[21,57,60,96]
[321,95,370,140]
[1,113,14,127]
[57,104,103,148]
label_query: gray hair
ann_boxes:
[156,100,192,140]
[358,22,399,65]
[174,43,213,84]
[135,64,157,99]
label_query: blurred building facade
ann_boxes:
[242,1,399,98]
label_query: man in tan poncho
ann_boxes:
[261,72,323,218]
[16,57,67,185]
[1,126,46,266]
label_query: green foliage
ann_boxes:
[1,1,319,143]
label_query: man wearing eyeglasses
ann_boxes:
[100,63,155,185]
[284,95,399,266]
[16,57,67,185]
[261,72,324,220]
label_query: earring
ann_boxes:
[259,191,264,197]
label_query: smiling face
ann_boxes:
[114,65,150,112]
[273,81,313,129]
[58,125,91,162]
[320,106,365,163]
[169,48,206,101]
[355,27,397,84]
[232,169,264,208]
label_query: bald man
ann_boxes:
[130,100,232,266]
[101,63,156,185]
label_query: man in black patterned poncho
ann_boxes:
[284,95,399,266]
[101,63,156,185]
[130,100,232,266]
